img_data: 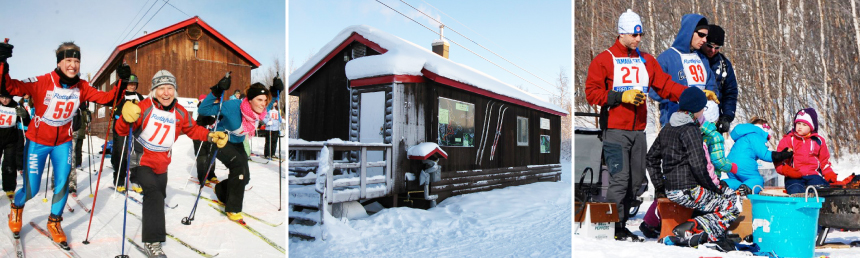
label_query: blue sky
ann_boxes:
[0,0,285,82]
[289,0,571,101]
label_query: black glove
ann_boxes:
[771,148,793,164]
[72,113,82,131]
[15,106,27,118]
[116,63,131,81]
[271,75,284,92]
[209,75,231,98]
[0,42,12,63]
[716,115,733,133]
[197,115,216,127]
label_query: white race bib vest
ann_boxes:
[0,106,17,128]
[607,50,649,93]
[136,108,177,152]
[40,85,81,127]
[672,47,708,88]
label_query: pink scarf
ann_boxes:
[240,99,266,137]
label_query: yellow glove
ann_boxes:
[703,90,720,104]
[121,100,141,123]
[208,132,229,148]
[621,89,646,106]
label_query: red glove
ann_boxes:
[730,163,738,174]
[825,172,838,183]
[781,166,803,179]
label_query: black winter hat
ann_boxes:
[246,82,270,101]
[708,25,725,46]
[679,87,707,112]
[695,18,709,32]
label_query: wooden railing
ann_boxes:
[289,141,394,204]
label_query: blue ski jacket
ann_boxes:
[727,123,773,178]
[199,93,278,143]
[650,14,718,125]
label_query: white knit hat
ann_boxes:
[151,70,177,90]
[618,9,643,34]
[795,111,815,131]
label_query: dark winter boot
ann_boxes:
[614,223,642,242]
[639,221,661,239]
[671,220,708,247]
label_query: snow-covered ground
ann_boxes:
[290,161,572,257]
[0,135,285,257]
[575,157,860,258]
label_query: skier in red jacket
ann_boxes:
[1,41,127,247]
[116,69,227,257]
[584,9,719,241]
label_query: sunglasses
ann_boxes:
[695,31,708,38]
[706,43,722,50]
[631,33,644,38]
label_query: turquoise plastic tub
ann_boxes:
[748,192,824,258]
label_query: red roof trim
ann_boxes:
[349,74,424,87]
[92,16,261,83]
[289,32,387,93]
[407,148,449,160]
[421,69,567,116]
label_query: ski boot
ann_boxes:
[47,214,69,249]
[8,203,22,238]
[226,212,244,223]
[207,177,220,185]
[131,183,143,194]
[666,220,709,247]
[639,221,661,239]
[144,242,167,258]
[5,191,13,200]
[115,185,127,193]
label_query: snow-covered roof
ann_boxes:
[289,25,567,116]
[407,142,448,160]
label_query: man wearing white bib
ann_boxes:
[585,9,719,241]
[116,70,227,257]
[653,14,720,126]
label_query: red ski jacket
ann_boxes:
[776,131,835,178]
[115,98,210,174]
[4,71,122,146]
[585,39,687,131]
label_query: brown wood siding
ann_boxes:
[291,43,380,142]
[90,28,254,136]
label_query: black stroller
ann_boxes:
[574,112,646,217]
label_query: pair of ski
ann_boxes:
[108,186,179,209]
[191,192,282,227]
[12,222,82,258]
[125,210,219,257]
[208,204,285,254]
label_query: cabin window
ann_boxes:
[517,116,528,146]
[437,97,475,147]
[540,135,551,153]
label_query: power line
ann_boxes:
[374,0,555,97]
[162,0,192,18]
[399,0,557,93]
[120,0,160,44]
[130,0,170,42]
[88,0,153,74]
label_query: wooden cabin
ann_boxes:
[288,25,567,212]
[89,16,260,136]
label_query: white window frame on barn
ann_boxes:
[437,97,475,147]
[517,116,528,146]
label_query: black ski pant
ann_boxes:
[1,130,23,192]
[73,137,84,168]
[262,130,279,157]
[135,166,167,243]
[112,133,132,187]
[193,140,217,184]
[214,142,250,213]
[603,129,647,228]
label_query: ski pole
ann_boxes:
[86,106,95,196]
[43,159,51,203]
[274,91,283,211]
[116,126,133,258]
[112,133,129,196]
[183,72,228,225]
[83,73,126,244]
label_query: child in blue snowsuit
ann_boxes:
[724,118,792,194]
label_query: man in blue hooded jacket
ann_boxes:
[650,14,719,126]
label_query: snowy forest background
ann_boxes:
[575,0,860,158]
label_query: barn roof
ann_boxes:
[92,16,261,84]
[289,25,567,116]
